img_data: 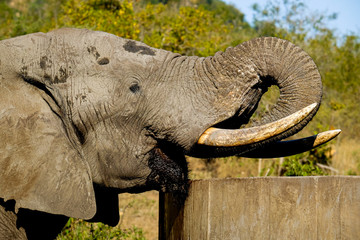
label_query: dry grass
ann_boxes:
[331,137,360,175]
[117,191,159,240]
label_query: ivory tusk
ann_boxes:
[242,129,341,158]
[311,129,341,148]
[197,103,317,147]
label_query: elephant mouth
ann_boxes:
[192,103,341,158]
[145,144,189,204]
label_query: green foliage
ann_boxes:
[281,143,333,176]
[281,158,325,176]
[57,218,145,240]
[199,0,248,29]
[0,0,247,56]
[60,0,140,39]
[138,4,234,56]
[254,139,334,177]
[0,0,62,39]
[0,1,16,39]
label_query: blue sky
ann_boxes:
[223,0,360,36]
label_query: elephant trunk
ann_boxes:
[196,37,322,147]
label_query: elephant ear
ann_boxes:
[0,76,96,219]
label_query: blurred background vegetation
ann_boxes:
[1,0,359,239]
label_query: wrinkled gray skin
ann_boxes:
[0,28,321,239]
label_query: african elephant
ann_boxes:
[0,28,339,239]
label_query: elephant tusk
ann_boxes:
[311,129,341,147]
[197,103,317,147]
[241,129,341,158]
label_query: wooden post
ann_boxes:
[159,176,360,240]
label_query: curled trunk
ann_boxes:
[202,37,322,147]
[235,37,322,135]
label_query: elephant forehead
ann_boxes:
[45,29,167,79]
[122,40,156,56]
[51,29,162,62]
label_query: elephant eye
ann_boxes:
[97,57,109,65]
[129,83,141,93]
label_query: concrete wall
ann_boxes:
[159,176,360,240]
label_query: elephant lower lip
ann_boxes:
[145,146,189,204]
[188,129,341,159]
[242,129,341,158]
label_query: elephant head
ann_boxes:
[0,28,339,226]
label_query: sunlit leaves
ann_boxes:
[60,0,140,39]
[0,0,62,39]
[137,4,234,56]
[58,0,240,56]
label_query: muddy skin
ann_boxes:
[146,144,189,205]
